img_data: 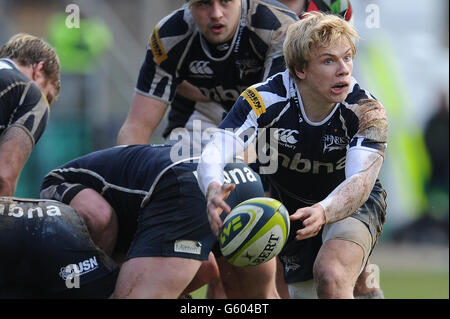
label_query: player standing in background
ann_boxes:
[278,0,384,299]
[0,33,60,196]
[196,13,388,299]
[116,0,297,298]
[116,0,298,148]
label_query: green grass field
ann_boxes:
[380,270,449,299]
[191,269,449,299]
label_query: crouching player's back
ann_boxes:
[0,197,119,298]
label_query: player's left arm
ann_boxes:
[0,86,49,196]
[0,127,33,196]
[291,99,388,240]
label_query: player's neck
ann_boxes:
[14,61,33,80]
[298,83,336,122]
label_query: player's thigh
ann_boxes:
[314,217,371,284]
[219,257,279,299]
[113,256,202,299]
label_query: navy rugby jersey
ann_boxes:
[219,70,388,205]
[136,0,298,112]
[40,145,185,216]
[0,58,49,145]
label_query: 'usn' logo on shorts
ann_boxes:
[59,256,99,281]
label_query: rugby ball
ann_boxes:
[219,197,290,267]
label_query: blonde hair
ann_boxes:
[283,12,359,79]
[0,33,61,94]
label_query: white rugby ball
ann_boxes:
[219,197,290,267]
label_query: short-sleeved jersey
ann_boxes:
[136,0,298,112]
[219,70,388,205]
[0,58,49,146]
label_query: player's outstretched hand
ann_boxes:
[290,204,326,240]
[205,182,236,238]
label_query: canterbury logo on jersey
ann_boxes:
[189,60,214,76]
[274,129,299,147]
[241,87,266,116]
[150,26,168,64]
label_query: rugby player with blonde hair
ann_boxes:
[197,12,388,299]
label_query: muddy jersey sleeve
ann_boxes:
[248,0,298,79]
[344,88,388,158]
[135,8,193,103]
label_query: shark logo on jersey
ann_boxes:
[236,58,262,80]
[189,60,214,77]
[323,134,349,153]
[273,129,299,149]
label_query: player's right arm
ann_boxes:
[0,78,49,196]
[197,84,273,236]
[116,93,168,145]
[116,8,190,145]
[0,127,33,196]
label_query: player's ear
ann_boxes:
[31,61,46,81]
[294,66,306,80]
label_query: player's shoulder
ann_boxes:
[0,60,44,111]
[247,0,298,31]
[239,70,290,117]
[0,59,28,89]
[154,7,194,38]
[148,7,195,65]
[346,98,388,141]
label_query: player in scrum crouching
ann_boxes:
[0,197,119,298]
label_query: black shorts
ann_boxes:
[0,197,119,298]
[278,181,387,283]
[126,163,216,261]
[127,162,266,261]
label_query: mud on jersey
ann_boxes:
[0,197,118,298]
[136,0,298,112]
[219,70,388,205]
[0,59,49,146]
